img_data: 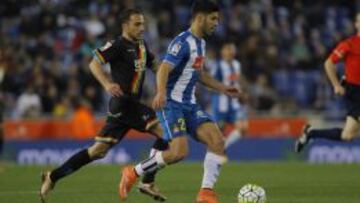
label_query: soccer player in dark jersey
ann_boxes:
[39,9,167,202]
[295,12,360,152]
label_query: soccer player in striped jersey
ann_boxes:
[118,1,244,203]
[209,41,248,148]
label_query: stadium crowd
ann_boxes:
[0,0,359,119]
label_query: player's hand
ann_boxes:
[334,84,345,96]
[152,92,166,110]
[224,86,248,103]
[105,83,123,97]
[224,86,241,97]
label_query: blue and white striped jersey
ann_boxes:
[163,30,206,104]
[209,59,242,112]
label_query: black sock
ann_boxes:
[142,139,168,184]
[50,149,92,183]
[308,128,343,141]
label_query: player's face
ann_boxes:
[203,12,219,36]
[356,13,360,33]
[124,14,145,41]
[221,43,236,61]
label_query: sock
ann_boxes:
[135,151,166,176]
[201,151,227,189]
[308,128,343,141]
[225,129,242,148]
[142,139,169,184]
[50,149,92,183]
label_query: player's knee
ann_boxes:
[88,144,110,160]
[93,150,108,159]
[341,131,356,141]
[168,147,188,163]
[208,136,225,154]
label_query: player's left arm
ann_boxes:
[199,70,242,98]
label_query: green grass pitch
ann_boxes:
[0,162,360,203]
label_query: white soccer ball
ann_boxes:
[238,184,266,203]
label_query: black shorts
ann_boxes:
[345,82,360,120]
[96,95,159,145]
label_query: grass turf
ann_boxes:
[0,162,359,203]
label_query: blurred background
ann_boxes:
[1,0,360,165]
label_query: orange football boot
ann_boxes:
[118,166,138,201]
[196,188,219,203]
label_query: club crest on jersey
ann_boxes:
[134,59,146,72]
[192,56,204,70]
[169,43,182,56]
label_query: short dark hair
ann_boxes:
[120,8,143,24]
[191,0,219,17]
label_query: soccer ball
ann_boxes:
[238,184,266,203]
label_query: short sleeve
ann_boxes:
[162,39,189,68]
[328,40,350,63]
[144,43,156,70]
[93,41,120,64]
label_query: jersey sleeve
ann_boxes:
[162,39,189,69]
[328,40,350,63]
[93,40,120,64]
[144,43,156,70]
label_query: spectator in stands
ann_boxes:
[14,86,42,119]
[0,0,359,117]
[251,74,277,111]
[71,98,95,140]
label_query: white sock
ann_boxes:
[225,129,242,148]
[201,152,227,189]
[135,151,166,176]
[149,148,157,157]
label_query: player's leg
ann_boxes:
[341,116,360,141]
[119,136,188,200]
[295,116,360,153]
[139,123,169,201]
[195,122,227,203]
[225,109,248,148]
[119,105,189,200]
[39,141,113,202]
[116,99,169,200]
[39,118,129,202]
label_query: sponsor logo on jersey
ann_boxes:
[193,56,204,70]
[134,59,146,72]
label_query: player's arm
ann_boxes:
[89,59,123,97]
[325,41,349,96]
[90,41,123,97]
[199,70,242,98]
[152,62,172,109]
[152,38,188,109]
[324,59,344,96]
